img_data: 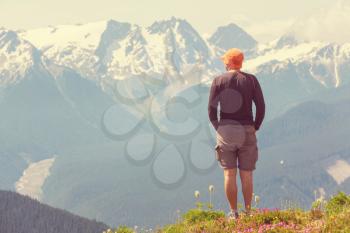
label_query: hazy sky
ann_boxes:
[0,0,341,42]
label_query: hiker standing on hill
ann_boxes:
[208,48,265,220]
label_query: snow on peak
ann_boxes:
[19,20,109,50]
[0,30,19,50]
[245,40,350,89]
[274,34,301,49]
[0,29,41,86]
[95,20,133,59]
[245,40,325,72]
[146,17,211,73]
[18,20,115,79]
[14,18,216,80]
[19,20,150,80]
[12,16,350,90]
[100,23,153,79]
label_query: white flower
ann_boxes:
[194,190,200,198]
[209,185,214,192]
[254,195,260,204]
[280,160,284,165]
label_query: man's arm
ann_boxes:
[252,76,265,131]
[208,78,219,130]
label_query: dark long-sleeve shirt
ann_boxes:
[208,70,265,131]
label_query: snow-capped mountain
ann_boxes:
[19,17,220,83]
[4,17,350,121]
[145,17,213,73]
[0,29,41,86]
[18,20,107,81]
[244,36,350,118]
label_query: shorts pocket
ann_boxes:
[215,145,220,160]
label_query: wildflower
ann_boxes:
[194,190,200,198]
[208,185,215,209]
[209,185,214,192]
[254,195,260,205]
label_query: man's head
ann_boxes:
[221,48,244,70]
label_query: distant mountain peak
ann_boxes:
[106,19,131,28]
[100,19,133,41]
[208,23,257,51]
[273,33,303,49]
[147,16,193,34]
[144,16,211,69]
[0,29,40,56]
[226,23,245,30]
[0,29,42,86]
[0,29,20,50]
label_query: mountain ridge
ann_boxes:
[0,190,108,233]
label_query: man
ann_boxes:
[208,48,265,220]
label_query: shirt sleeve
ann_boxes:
[208,78,220,130]
[252,76,265,131]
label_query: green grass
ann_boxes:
[106,192,350,233]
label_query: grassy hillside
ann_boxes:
[109,192,350,233]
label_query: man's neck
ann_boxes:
[227,69,240,73]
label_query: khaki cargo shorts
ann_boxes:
[215,124,258,171]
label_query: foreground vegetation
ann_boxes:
[106,191,350,233]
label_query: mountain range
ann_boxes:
[4,17,350,119]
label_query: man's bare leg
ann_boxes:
[239,169,253,212]
[224,168,238,212]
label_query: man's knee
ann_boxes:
[240,169,253,175]
[239,170,253,181]
[224,168,237,177]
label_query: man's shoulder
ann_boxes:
[214,72,232,79]
[212,72,234,83]
[239,71,257,79]
[212,71,258,85]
